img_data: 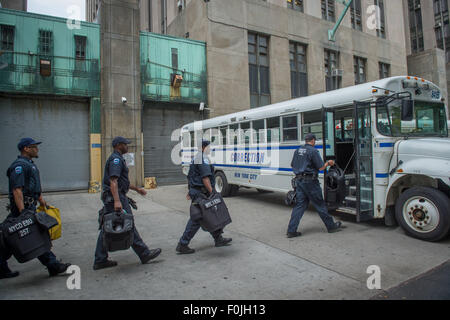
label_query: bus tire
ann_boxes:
[229,185,239,197]
[395,186,450,242]
[214,171,231,197]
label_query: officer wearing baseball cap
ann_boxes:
[0,138,71,279]
[93,136,161,270]
[286,133,344,238]
[176,140,232,254]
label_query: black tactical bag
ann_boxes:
[102,210,134,252]
[197,193,232,232]
[1,209,52,263]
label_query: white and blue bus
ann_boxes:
[180,76,450,241]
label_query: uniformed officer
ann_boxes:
[176,140,232,254]
[93,136,161,270]
[286,133,344,238]
[0,138,71,279]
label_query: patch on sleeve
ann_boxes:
[113,158,120,165]
[203,157,210,164]
[15,166,23,174]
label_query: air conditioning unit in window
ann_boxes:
[331,69,343,77]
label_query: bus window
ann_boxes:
[240,122,251,146]
[190,131,195,148]
[229,124,239,145]
[182,132,190,148]
[282,115,298,142]
[220,127,227,145]
[252,119,265,144]
[302,111,322,140]
[267,117,280,143]
[210,128,220,146]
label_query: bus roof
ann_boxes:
[182,76,442,131]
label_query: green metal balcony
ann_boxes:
[0,51,100,97]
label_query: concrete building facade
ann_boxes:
[403,0,450,118]
[135,0,409,117]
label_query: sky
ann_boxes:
[27,0,86,21]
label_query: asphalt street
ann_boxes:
[0,185,449,300]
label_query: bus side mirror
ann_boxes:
[401,100,414,121]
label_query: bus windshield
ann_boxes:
[376,100,448,137]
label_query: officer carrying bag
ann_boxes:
[1,209,52,263]
[197,193,232,232]
[102,210,134,252]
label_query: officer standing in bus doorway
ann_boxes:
[176,140,232,254]
[0,138,71,279]
[286,133,344,238]
[93,136,161,270]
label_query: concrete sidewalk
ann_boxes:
[0,186,449,300]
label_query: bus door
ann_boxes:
[353,101,374,222]
[321,107,337,207]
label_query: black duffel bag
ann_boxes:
[102,210,134,252]
[1,209,52,263]
[197,192,232,233]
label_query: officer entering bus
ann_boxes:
[286,133,344,237]
[0,138,71,279]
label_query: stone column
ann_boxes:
[100,0,143,187]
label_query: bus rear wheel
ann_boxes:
[395,186,450,242]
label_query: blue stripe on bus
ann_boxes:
[184,162,324,174]
[376,173,389,178]
[182,145,330,152]
[379,143,395,148]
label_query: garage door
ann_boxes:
[143,102,200,185]
[0,96,90,194]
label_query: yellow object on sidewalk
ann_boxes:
[37,205,62,240]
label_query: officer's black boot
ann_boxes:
[176,242,195,254]
[0,265,19,280]
[214,236,232,247]
[141,248,162,264]
[48,262,71,277]
[328,221,344,233]
[93,259,118,271]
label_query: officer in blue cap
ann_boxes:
[0,138,71,279]
[93,136,161,270]
[286,133,344,238]
[176,140,232,254]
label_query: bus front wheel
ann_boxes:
[215,171,231,197]
[395,186,450,242]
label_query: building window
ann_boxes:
[354,56,366,85]
[0,25,14,51]
[321,0,335,22]
[74,35,86,59]
[375,0,386,39]
[290,42,308,98]
[351,0,362,31]
[287,0,303,12]
[171,48,178,70]
[379,62,390,79]
[434,0,450,62]
[324,49,341,91]
[248,32,270,108]
[161,0,167,34]
[39,30,53,56]
[409,0,424,53]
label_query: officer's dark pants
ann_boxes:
[287,178,336,233]
[179,202,223,246]
[94,194,151,264]
[0,204,58,274]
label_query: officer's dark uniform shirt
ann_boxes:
[102,151,130,194]
[291,144,324,175]
[188,152,215,200]
[7,156,42,203]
